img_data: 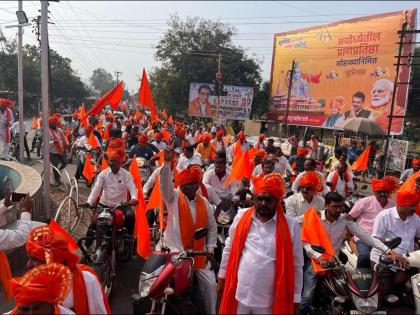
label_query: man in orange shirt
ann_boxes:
[196,134,216,162]
[189,85,213,117]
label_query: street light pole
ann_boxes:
[41,0,50,219]
[18,0,24,163]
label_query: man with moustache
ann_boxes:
[343,92,374,120]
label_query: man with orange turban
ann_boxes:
[25,226,110,314]
[48,114,68,184]
[0,98,14,159]
[210,129,226,152]
[253,133,266,150]
[128,134,156,161]
[151,132,168,151]
[196,133,216,162]
[370,188,420,298]
[400,158,420,182]
[292,158,329,195]
[289,147,309,174]
[8,263,74,314]
[218,173,303,314]
[347,176,398,268]
[285,171,325,224]
[87,148,138,238]
[159,148,217,314]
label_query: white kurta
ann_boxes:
[0,212,31,251]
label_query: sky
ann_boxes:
[1,1,419,93]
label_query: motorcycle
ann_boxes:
[78,202,133,298]
[33,128,43,157]
[132,228,209,315]
[405,250,420,314]
[310,237,402,315]
[135,156,153,185]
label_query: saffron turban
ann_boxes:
[72,112,79,119]
[9,263,72,308]
[254,149,267,160]
[371,176,399,193]
[138,134,149,144]
[0,98,13,107]
[85,124,94,134]
[413,159,420,167]
[48,115,60,125]
[53,113,62,119]
[154,132,163,140]
[216,130,224,137]
[259,133,266,140]
[177,167,202,187]
[297,147,309,157]
[108,148,126,165]
[396,190,420,207]
[175,127,186,137]
[253,173,286,201]
[107,138,125,151]
[26,226,79,268]
[202,134,211,142]
[300,171,324,193]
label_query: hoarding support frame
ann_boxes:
[284,60,296,136]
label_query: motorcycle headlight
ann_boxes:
[97,211,113,226]
[139,265,164,298]
[350,292,378,313]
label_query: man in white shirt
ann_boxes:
[285,171,325,224]
[210,130,226,153]
[218,173,303,314]
[160,149,218,315]
[203,157,237,201]
[87,148,138,239]
[370,190,419,297]
[150,132,168,151]
[48,115,69,184]
[74,124,101,181]
[326,161,354,197]
[292,158,329,195]
[0,100,14,159]
[176,145,202,170]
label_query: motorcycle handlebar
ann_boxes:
[186,250,208,257]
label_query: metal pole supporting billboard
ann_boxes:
[17,0,24,163]
[284,60,296,135]
[41,0,50,219]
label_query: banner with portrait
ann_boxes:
[268,9,416,135]
[188,82,253,120]
[385,139,409,172]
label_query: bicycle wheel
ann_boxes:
[55,196,80,235]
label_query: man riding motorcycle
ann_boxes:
[74,124,102,181]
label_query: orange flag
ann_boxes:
[86,132,98,150]
[351,145,371,171]
[138,68,157,117]
[225,150,252,186]
[79,103,87,127]
[83,82,123,120]
[0,251,12,300]
[248,147,256,161]
[135,110,142,121]
[50,219,79,251]
[82,153,96,184]
[162,109,167,119]
[100,157,108,171]
[153,151,165,166]
[103,128,110,140]
[146,177,164,231]
[162,123,171,143]
[129,156,151,259]
[232,140,243,163]
[167,115,173,125]
[32,116,39,129]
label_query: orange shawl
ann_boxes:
[219,206,294,314]
[50,128,67,156]
[178,192,208,270]
[0,251,12,300]
[331,171,350,197]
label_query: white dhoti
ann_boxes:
[236,301,272,314]
[195,264,217,315]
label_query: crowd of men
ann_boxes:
[0,101,419,314]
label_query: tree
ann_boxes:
[251,81,271,120]
[150,15,262,114]
[89,67,114,95]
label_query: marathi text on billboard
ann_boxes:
[268,10,416,135]
[188,82,253,120]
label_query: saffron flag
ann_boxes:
[146,177,165,232]
[129,156,151,259]
[83,82,123,120]
[351,145,371,171]
[32,116,39,129]
[162,123,171,143]
[153,151,165,167]
[86,132,98,150]
[79,103,87,127]
[82,153,96,184]
[225,150,252,186]
[138,68,157,117]
[50,219,79,251]
[0,251,11,300]
[103,128,110,140]
[100,157,108,171]
[167,115,173,125]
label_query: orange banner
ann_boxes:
[269,10,416,135]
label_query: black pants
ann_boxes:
[23,134,30,159]
[50,153,68,182]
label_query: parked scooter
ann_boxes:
[310,237,402,314]
[132,228,209,315]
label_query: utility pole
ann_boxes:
[17,0,24,162]
[114,70,122,85]
[215,52,223,121]
[284,60,296,134]
[41,0,50,219]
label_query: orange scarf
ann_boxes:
[50,128,67,156]
[178,192,208,270]
[301,208,335,274]
[0,251,12,300]
[331,171,350,197]
[219,206,294,314]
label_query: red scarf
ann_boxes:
[50,128,68,156]
[331,171,350,197]
[178,192,208,270]
[219,206,294,314]
[0,251,12,300]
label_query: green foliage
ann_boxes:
[150,15,262,114]
[89,67,115,95]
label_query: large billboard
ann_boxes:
[188,82,253,120]
[268,10,416,135]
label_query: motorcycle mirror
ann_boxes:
[194,228,208,240]
[311,245,326,254]
[384,237,402,249]
[326,182,333,187]
[361,185,368,190]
